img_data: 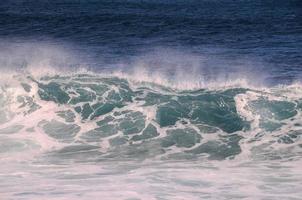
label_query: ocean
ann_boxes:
[0,0,302,199]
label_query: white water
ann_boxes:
[1,159,302,200]
[0,43,302,199]
[0,73,301,199]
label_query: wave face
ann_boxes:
[1,73,302,161]
[1,73,302,199]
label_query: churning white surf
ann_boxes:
[0,42,302,200]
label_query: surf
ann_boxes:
[0,71,301,163]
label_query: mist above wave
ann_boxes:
[0,40,275,89]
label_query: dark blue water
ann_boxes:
[0,0,301,84]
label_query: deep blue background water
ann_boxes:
[0,0,301,84]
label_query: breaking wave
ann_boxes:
[1,71,302,162]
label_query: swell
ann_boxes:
[0,73,302,162]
